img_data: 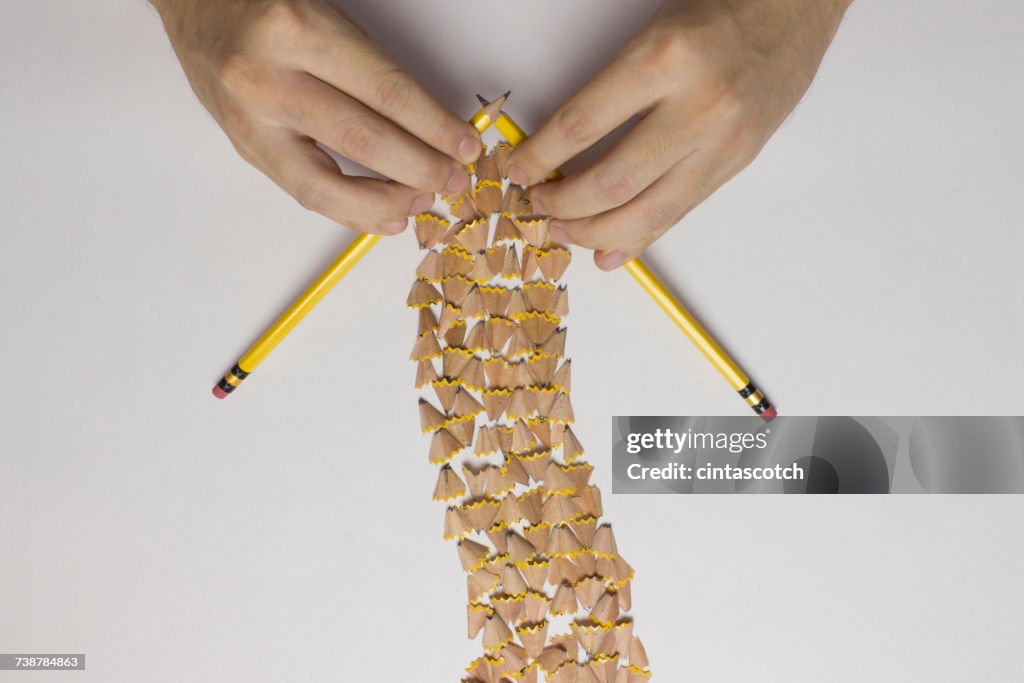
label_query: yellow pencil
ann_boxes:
[212,95,509,398]
[623,259,775,420]
[215,92,775,421]
[477,94,776,420]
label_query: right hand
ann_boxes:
[151,0,482,234]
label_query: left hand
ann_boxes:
[505,0,853,270]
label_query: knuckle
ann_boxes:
[556,105,595,146]
[431,114,461,151]
[705,89,759,155]
[292,176,330,213]
[636,234,661,256]
[388,198,415,221]
[363,186,408,222]
[639,24,691,72]
[594,168,636,206]
[640,133,675,170]
[726,124,760,159]
[219,52,261,94]
[279,90,310,127]
[643,200,686,232]
[413,157,451,193]
[339,118,383,163]
[431,159,456,192]
[371,66,414,114]
[258,0,312,40]
[220,106,253,138]
[712,87,747,127]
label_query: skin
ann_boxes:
[149,0,482,235]
[153,0,851,261]
[507,0,854,270]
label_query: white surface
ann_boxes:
[2,1,1023,682]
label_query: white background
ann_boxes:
[2,1,1023,681]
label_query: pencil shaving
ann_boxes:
[464,321,487,351]
[501,184,533,215]
[502,563,529,596]
[443,347,472,378]
[410,141,647,680]
[521,247,540,281]
[416,251,444,281]
[500,248,522,279]
[462,464,490,498]
[474,181,503,217]
[520,562,550,593]
[493,595,525,625]
[468,603,491,639]
[480,285,513,317]
[435,464,468,502]
[441,276,473,307]
[523,281,555,311]
[494,215,522,244]
[445,506,471,541]
[443,248,475,278]
[447,415,477,447]
[523,591,551,623]
[450,193,480,222]
[414,358,438,388]
[536,248,572,281]
[475,149,502,184]
[494,142,514,177]
[433,380,461,412]
[484,246,508,276]
[429,428,462,464]
[460,286,488,318]
[458,218,490,253]
[407,280,442,308]
[514,217,552,248]
[415,213,449,249]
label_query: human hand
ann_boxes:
[151,0,482,234]
[506,0,852,270]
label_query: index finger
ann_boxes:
[311,12,483,165]
[504,55,661,187]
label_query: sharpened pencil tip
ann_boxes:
[476,93,489,106]
[502,89,512,100]
[479,92,509,126]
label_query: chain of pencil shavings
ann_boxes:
[408,143,651,683]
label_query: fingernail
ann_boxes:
[446,168,469,195]
[549,221,571,245]
[458,135,481,164]
[506,163,528,186]
[378,219,407,235]
[410,193,434,215]
[597,250,628,271]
